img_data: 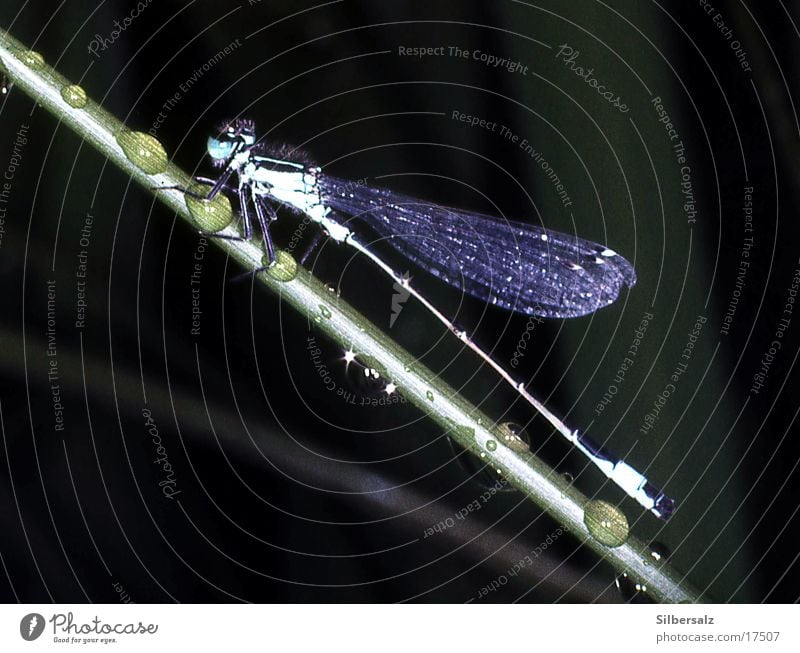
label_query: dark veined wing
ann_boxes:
[318,176,636,318]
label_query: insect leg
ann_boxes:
[253,194,277,265]
[224,188,271,284]
[298,230,324,266]
[198,142,243,199]
[196,175,237,194]
[152,174,237,199]
[203,165,236,200]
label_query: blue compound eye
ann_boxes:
[207,136,234,161]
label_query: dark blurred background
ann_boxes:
[0,0,798,602]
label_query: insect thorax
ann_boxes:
[240,153,328,223]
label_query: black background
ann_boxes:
[1,1,799,603]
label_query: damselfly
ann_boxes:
[181,118,674,520]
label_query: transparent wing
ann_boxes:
[319,176,636,318]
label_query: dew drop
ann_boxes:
[426,390,434,401]
[615,571,651,602]
[344,357,388,397]
[15,48,45,69]
[116,130,168,175]
[453,424,475,440]
[357,354,388,380]
[265,250,297,282]
[448,431,512,493]
[497,422,531,454]
[184,181,233,232]
[647,541,671,564]
[583,500,629,548]
[562,472,574,484]
[319,305,332,320]
[60,84,87,108]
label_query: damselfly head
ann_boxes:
[207,118,257,165]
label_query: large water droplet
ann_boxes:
[265,250,297,282]
[185,182,233,232]
[485,440,497,452]
[60,84,87,108]
[583,500,629,548]
[426,390,434,402]
[319,305,332,320]
[116,130,168,175]
[15,49,44,69]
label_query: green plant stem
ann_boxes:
[0,27,705,603]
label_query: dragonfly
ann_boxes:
[181,118,674,520]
